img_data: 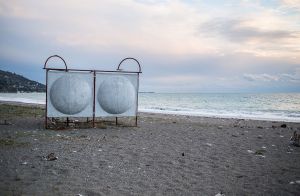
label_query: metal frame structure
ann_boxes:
[43,55,142,129]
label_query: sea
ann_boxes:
[0,92,300,122]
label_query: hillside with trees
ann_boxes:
[0,70,45,92]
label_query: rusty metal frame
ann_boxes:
[44,55,142,129]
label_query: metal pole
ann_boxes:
[92,70,96,128]
[135,116,138,126]
[45,69,49,129]
[116,117,118,125]
[135,73,140,127]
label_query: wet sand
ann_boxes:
[0,101,300,195]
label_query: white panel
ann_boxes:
[47,71,93,117]
[95,72,138,117]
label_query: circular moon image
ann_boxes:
[50,74,91,115]
[98,76,136,114]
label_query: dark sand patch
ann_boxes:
[0,102,300,195]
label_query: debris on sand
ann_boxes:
[255,149,266,155]
[205,143,212,147]
[290,131,300,147]
[257,135,263,139]
[281,124,287,128]
[43,153,58,161]
[215,192,225,196]
[254,150,266,157]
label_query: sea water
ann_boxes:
[0,92,300,122]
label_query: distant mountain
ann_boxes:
[0,70,45,93]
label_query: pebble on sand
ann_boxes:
[247,150,254,153]
[289,180,300,184]
[289,181,295,184]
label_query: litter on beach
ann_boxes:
[289,181,300,185]
[43,153,58,161]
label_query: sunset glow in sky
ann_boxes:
[0,0,300,92]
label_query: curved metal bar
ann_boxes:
[44,55,68,71]
[117,57,142,73]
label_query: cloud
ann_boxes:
[243,73,280,82]
[280,0,300,10]
[200,18,297,42]
[243,69,300,83]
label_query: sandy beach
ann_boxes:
[0,101,300,195]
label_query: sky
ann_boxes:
[0,0,300,93]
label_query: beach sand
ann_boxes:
[0,101,300,195]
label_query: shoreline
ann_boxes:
[1,100,300,123]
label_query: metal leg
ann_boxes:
[135,116,138,127]
[116,117,118,126]
[45,117,48,129]
[67,117,69,127]
[92,70,96,128]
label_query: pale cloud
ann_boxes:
[243,69,300,83]
[1,0,299,59]
[1,0,211,55]
[280,0,300,10]
[243,73,280,82]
